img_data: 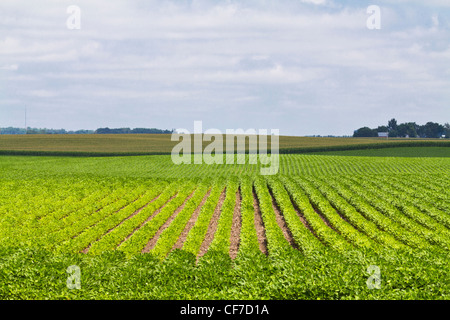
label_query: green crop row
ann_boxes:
[207,176,239,255]
[372,175,450,229]
[236,176,262,257]
[306,176,406,250]
[57,183,168,254]
[182,178,227,256]
[40,186,147,249]
[265,176,324,256]
[86,182,182,255]
[151,180,213,260]
[344,175,450,250]
[253,176,292,255]
[0,183,143,248]
[387,174,449,208]
[292,176,378,250]
[280,175,353,253]
[117,181,197,257]
[367,176,450,238]
[35,184,150,242]
[326,176,432,250]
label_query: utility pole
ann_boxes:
[24,106,27,134]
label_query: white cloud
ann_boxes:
[29,90,58,98]
[300,0,327,5]
[0,64,19,71]
[0,0,449,135]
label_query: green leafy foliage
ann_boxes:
[0,153,449,299]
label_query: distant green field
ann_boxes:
[0,134,448,156]
[312,147,450,158]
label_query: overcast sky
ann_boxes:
[1,0,449,136]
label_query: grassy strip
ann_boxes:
[0,141,448,157]
[279,141,450,154]
[310,147,450,157]
[0,150,170,157]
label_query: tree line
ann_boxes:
[94,127,173,134]
[0,127,173,135]
[353,119,450,138]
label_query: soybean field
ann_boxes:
[0,151,449,300]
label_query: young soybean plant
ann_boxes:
[150,179,213,260]
[206,176,239,256]
[181,178,227,257]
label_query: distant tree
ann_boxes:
[422,122,445,138]
[353,127,378,137]
[388,118,398,132]
[396,123,418,137]
[444,123,450,138]
[95,127,171,134]
[0,127,26,134]
[95,127,112,134]
[376,125,389,133]
[388,130,398,138]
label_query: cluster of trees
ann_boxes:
[94,127,173,134]
[0,127,173,135]
[353,119,450,138]
[0,127,94,134]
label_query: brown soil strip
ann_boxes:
[229,189,242,260]
[253,189,268,255]
[81,192,163,254]
[172,188,213,250]
[141,189,196,253]
[197,188,227,259]
[115,192,179,248]
[268,189,299,250]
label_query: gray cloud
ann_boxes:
[0,0,449,135]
